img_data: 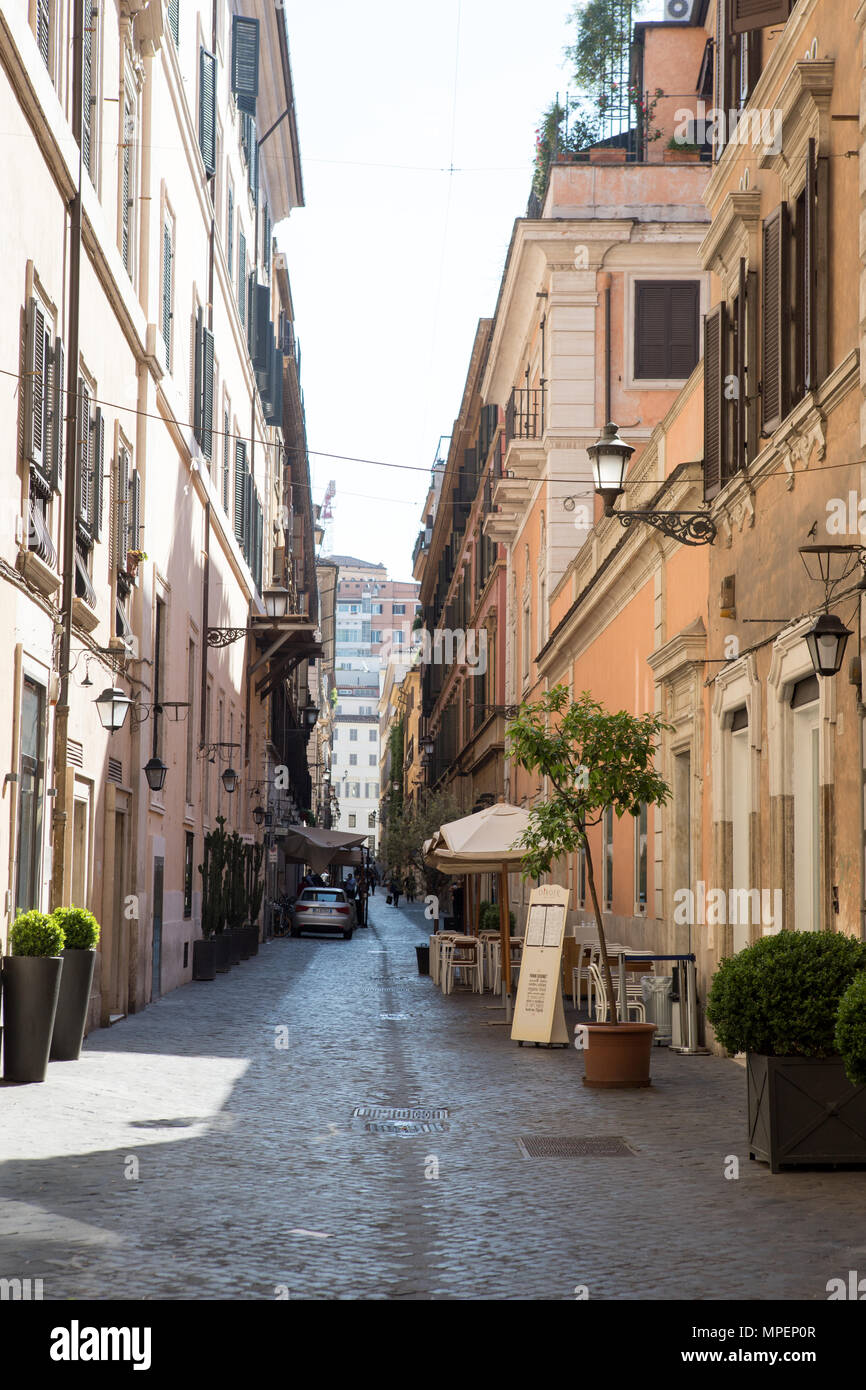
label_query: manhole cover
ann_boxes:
[517,1136,636,1158]
[353,1106,449,1121]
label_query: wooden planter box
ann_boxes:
[589,147,627,164]
[664,148,700,163]
[748,1053,866,1172]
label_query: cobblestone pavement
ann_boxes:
[2,896,866,1301]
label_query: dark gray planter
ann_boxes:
[2,955,63,1083]
[50,948,96,1061]
[238,927,251,961]
[214,933,231,973]
[748,1052,866,1172]
[192,939,217,981]
[227,930,242,966]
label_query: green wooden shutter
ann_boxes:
[77,381,92,525]
[231,16,259,116]
[761,203,789,434]
[130,467,141,556]
[201,324,214,459]
[703,303,726,502]
[37,0,50,66]
[82,9,93,177]
[25,296,47,474]
[199,48,217,176]
[234,440,246,541]
[162,221,173,369]
[227,188,233,272]
[731,0,790,33]
[92,407,104,538]
[167,0,179,46]
[237,230,246,325]
[50,335,65,490]
[115,448,130,571]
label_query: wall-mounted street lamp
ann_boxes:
[805,612,852,677]
[587,422,716,547]
[252,804,266,826]
[94,686,134,734]
[221,766,239,794]
[262,586,291,619]
[419,733,435,760]
[144,756,168,792]
[798,544,861,679]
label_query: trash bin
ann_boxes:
[415,944,430,976]
[641,975,673,1045]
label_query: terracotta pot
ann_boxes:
[582,1022,656,1089]
[664,148,700,163]
[589,147,626,164]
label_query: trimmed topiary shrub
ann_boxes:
[9,910,65,958]
[707,930,866,1057]
[50,906,100,950]
[835,972,866,1087]
[479,902,516,934]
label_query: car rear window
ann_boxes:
[300,890,345,904]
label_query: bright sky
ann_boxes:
[278,1,661,582]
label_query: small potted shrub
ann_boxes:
[664,135,701,163]
[2,911,65,1082]
[49,906,100,1061]
[707,932,866,1172]
[835,973,866,1087]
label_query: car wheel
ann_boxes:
[343,928,353,940]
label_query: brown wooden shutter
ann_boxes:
[804,137,817,393]
[25,297,47,473]
[670,282,700,378]
[736,259,747,476]
[635,282,669,378]
[714,0,728,156]
[731,0,791,34]
[745,268,758,464]
[761,203,789,434]
[704,303,726,502]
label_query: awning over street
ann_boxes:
[279,824,368,873]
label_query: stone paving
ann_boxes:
[2,896,866,1300]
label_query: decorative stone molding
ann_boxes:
[700,190,762,277]
[759,61,835,193]
[647,618,707,686]
[131,0,164,57]
[779,404,827,491]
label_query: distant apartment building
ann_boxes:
[328,556,419,850]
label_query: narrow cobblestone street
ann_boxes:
[3,896,866,1302]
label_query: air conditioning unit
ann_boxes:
[664,0,697,20]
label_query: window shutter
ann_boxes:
[761,203,789,434]
[714,0,727,156]
[50,335,65,490]
[252,283,270,376]
[193,306,203,439]
[199,48,217,176]
[92,407,104,538]
[82,11,93,176]
[804,137,817,393]
[231,16,259,116]
[242,470,253,565]
[248,120,258,205]
[669,282,700,378]
[731,0,790,34]
[77,382,90,521]
[25,296,47,474]
[167,0,179,46]
[703,303,726,501]
[201,324,214,459]
[635,282,668,378]
[266,348,283,427]
[162,222,173,369]
[234,440,246,542]
[227,188,233,271]
[37,0,50,65]
[736,258,747,476]
[222,409,230,511]
[237,230,246,325]
[263,203,271,274]
[130,467,141,556]
[115,447,130,571]
[635,282,699,380]
[121,122,131,269]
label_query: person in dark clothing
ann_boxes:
[389,876,401,908]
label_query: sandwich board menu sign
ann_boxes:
[511,884,570,1046]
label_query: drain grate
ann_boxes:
[352,1105,450,1135]
[517,1135,636,1158]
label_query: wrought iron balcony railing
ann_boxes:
[505,387,544,444]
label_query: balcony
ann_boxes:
[505,387,544,444]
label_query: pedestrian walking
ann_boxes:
[388,875,401,908]
[403,872,415,903]
[344,872,357,901]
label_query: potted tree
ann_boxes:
[245,841,264,956]
[225,831,248,963]
[2,910,65,1083]
[197,822,229,979]
[707,931,866,1172]
[507,687,672,1088]
[49,906,100,1061]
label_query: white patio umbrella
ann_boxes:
[424,802,532,1019]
